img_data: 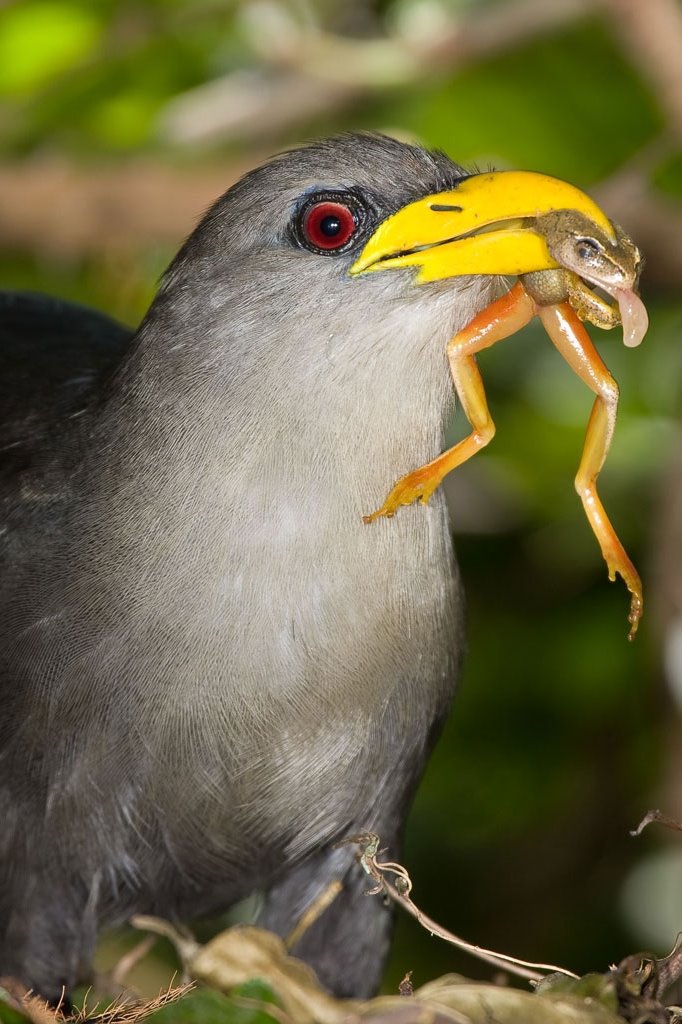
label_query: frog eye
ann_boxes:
[576,237,603,261]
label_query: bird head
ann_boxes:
[155,133,505,402]
[148,134,641,461]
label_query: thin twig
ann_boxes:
[285,880,343,950]
[630,809,682,836]
[340,832,579,984]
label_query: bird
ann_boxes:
[0,132,626,1004]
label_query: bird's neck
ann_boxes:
[89,301,460,509]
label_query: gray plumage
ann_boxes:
[0,133,491,1000]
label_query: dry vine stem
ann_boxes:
[339,832,579,984]
[630,808,682,836]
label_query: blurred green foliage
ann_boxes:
[147,985,279,1024]
[372,20,663,182]
[1,0,681,1009]
[0,2,103,96]
[0,1002,27,1024]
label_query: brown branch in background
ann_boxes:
[600,0,682,139]
[160,0,593,145]
[158,70,357,146]
[412,0,593,72]
[0,158,256,260]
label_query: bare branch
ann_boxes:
[0,158,257,259]
[160,0,594,145]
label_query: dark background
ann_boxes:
[2,0,682,999]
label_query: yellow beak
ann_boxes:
[350,170,616,282]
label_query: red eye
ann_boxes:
[302,201,357,251]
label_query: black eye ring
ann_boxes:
[294,192,367,255]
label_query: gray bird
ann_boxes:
[0,133,568,1003]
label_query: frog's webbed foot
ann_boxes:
[363,458,451,523]
[363,283,535,524]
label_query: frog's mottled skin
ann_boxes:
[521,209,643,325]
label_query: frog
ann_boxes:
[361,203,647,638]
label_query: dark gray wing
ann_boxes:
[0,290,133,481]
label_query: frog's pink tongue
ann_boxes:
[614,288,649,348]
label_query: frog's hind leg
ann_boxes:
[537,301,642,638]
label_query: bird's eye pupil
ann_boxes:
[300,199,359,253]
[320,215,341,237]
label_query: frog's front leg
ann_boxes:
[537,301,642,638]
[363,282,536,523]
[567,276,622,330]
